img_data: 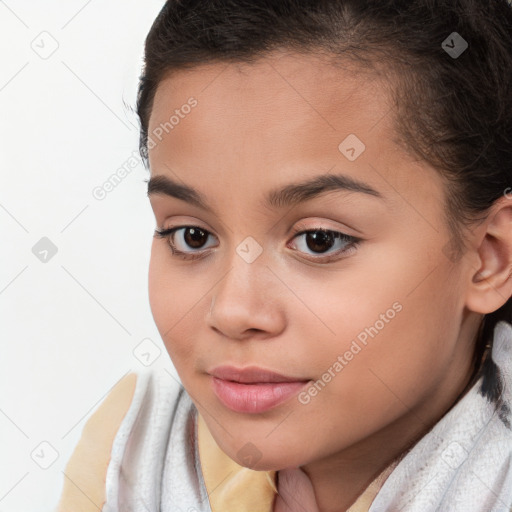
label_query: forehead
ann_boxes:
[147,50,444,211]
[149,50,391,147]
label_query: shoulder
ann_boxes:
[56,369,185,512]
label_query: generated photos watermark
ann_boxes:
[298,301,403,405]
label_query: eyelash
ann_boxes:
[153,224,361,263]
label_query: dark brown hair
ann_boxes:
[136,0,512,424]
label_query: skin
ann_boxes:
[146,50,512,512]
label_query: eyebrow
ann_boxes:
[147,172,384,213]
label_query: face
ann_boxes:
[147,50,478,471]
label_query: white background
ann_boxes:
[0,2,182,510]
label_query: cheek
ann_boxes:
[148,244,186,350]
[147,242,207,371]
[148,242,169,327]
[296,248,458,408]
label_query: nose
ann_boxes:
[205,253,286,341]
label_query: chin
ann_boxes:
[220,438,305,471]
[237,455,300,472]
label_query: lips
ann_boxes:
[208,365,311,413]
[208,365,308,383]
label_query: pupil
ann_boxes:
[185,227,207,248]
[306,230,335,253]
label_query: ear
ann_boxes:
[465,195,512,315]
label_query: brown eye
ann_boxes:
[154,225,217,259]
[289,227,360,263]
[303,230,336,253]
[182,227,209,249]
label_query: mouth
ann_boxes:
[208,365,311,413]
[208,364,309,383]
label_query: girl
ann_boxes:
[57,1,512,511]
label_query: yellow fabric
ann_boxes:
[197,412,278,511]
[56,372,138,512]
